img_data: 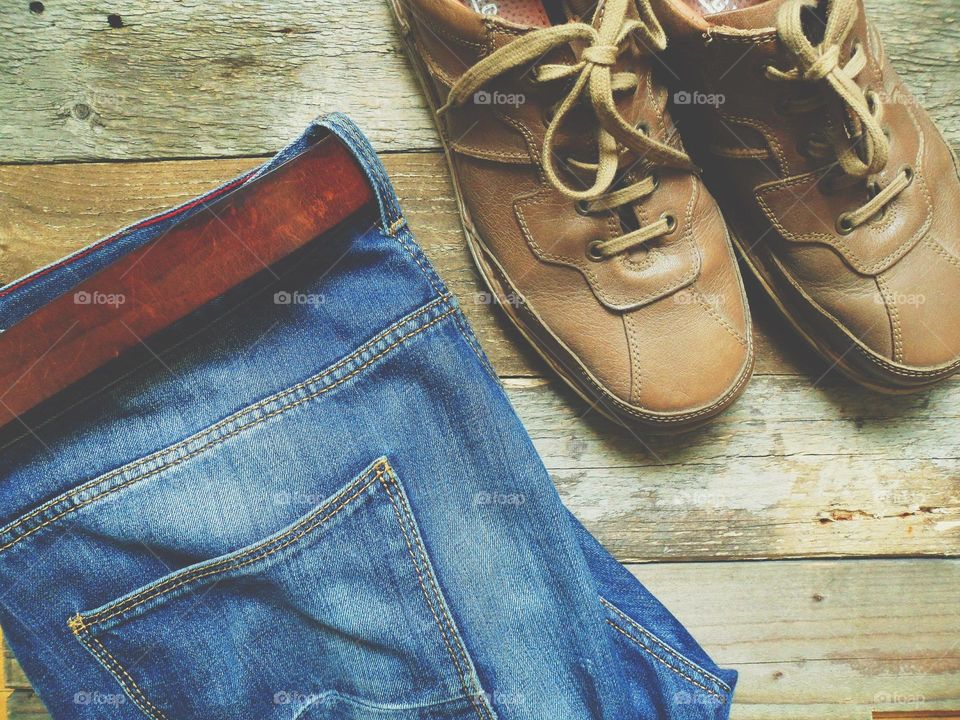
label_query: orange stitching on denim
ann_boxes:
[82,464,387,626]
[388,217,407,235]
[605,620,726,702]
[0,297,449,546]
[601,598,730,693]
[70,622,167,720]
[0,307,455,555]
[377,469,491,720]
[392,484,479,701]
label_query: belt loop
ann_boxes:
[313,113,408,236]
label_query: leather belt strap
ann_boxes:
[0,133,374,429]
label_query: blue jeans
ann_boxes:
[0,114,736,720]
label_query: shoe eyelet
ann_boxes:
[865,89,879,114]
[586,240,606,261]
[903,165,915,185]
[637,122,650,136]
[651,173,661,190]
[575,200,592,216]
[836,213,855,235]
[662,213,677,233]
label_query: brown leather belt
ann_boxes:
[0,132,374,429]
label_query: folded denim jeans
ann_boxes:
[0,114,737,720]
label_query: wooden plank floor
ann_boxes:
[0,1,958,718]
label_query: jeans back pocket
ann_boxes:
[68,458,495,720]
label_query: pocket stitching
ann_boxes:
[69,460,494,720]
[377,466,492,720]
[601,598,731,700]
[75,461,388,628]
[0,300,453,556]
[605,620,728,703]
[70,625,167,720]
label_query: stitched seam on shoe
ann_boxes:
[497,111,541,166]
[755,173,923,274]
[876,275,903,363]
[606,620,726,702]
[488,258,754,423]
[765,252,960,379]
[498,110,644,294]
[624,313,640,404]
[693,288,748,347]
[557,315,753,422]
[719,113,789,176]
[923,236,960,270]
[755,101,932,276]
[378,467,492,720]
[515,186,699,308]
[601,597,732,693]
[0,304,454,554]
[448,142,530,163]
[69,619,167,720]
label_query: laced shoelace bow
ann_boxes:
[766,0,912,233]
[439,0,694,259]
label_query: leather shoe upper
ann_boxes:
[392,0,754,426]
[656,0,960,387]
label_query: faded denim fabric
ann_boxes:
[0,114,736,720]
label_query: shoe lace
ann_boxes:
[438,0,694,259]
[766,0,911,233]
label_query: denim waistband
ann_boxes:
[0,113,472,510]
[0,113,405,332]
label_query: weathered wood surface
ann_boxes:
[1,155,959,563]
[4,559,958,720]
[0,0,957,162]
[639,559,960,719]
[1,0,958,717]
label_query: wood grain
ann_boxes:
[0,0,956,162]
[535,374,960,561]
[636,559,960,720]
[4,559,957,719]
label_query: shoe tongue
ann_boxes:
[705,0,791,29]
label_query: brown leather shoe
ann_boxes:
[656,0,960,392]
[389,0,754,432]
